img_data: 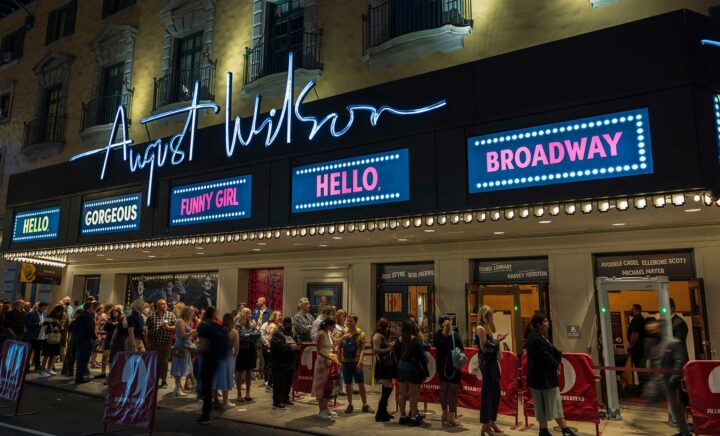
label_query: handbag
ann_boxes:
[478,337,499,374]
[47,330,62,345]
[171,347,185,358]
[450,332,468,371]
[376,350,395,373]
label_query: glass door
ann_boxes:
[689,279,713,359]
[378,285,407,339]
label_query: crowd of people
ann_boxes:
[0,294,586,434]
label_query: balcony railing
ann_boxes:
[81,91,133,130]
[23,115,67,147]
[152,63,215,110]
[243,30,323,85]
[362,0,472,54]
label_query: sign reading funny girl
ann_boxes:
[291,149,409,213]
[169,176,252,226]
[467,108,654,193]
[68,52,446,207]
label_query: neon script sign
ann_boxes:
[69,52,446,206]
[467,108,654,193]
[291,149,410,213]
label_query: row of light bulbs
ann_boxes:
[4,191,717,265]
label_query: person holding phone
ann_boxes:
[475,305,508,436]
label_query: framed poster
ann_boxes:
[125,272,218,310]
[307,282,343,316]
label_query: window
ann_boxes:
[1,27,25,64]
[102,0,136,19]
[43,85,64,142]
[173,32,203,102]
[0,92,11,121]
[99,62,124,123]
[266,0,305,75]
[46,0,78,45]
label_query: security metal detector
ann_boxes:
[594,276,672,420]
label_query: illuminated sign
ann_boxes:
[715,94,720,165]
[81,193,141,235]
[467,108,653,193]
[69,52,446,207]
[169,176,252,226]
[12,207,61,243]
[292,149,409,213]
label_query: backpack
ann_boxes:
[343,330,360,360]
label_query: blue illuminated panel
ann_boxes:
[292,149,410,213]
[169,176,252,226]
[714,94,720,165]
[81,194,141,235]
[467,108,654,193]
[12,207,61,243]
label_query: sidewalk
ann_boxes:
[25,368,677,436]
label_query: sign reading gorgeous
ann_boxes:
[12,207,61,243]
[291,149,409,213]
[68,52,446,207]
[467,108,653,193]
[81,193,141,235]
[169,176,252,226]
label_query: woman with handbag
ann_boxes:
[526,312,576,436]
[475,305,508,436]
[99,306,123,379]
[372,318,396,422]
[434,318,464,427]
[394,319,428,427]
[171,306,197,396]
[235,308,259,402]
[312,318,345,420]
[39,305,65,377]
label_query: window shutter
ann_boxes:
[45,10,58,45]
[64,0,78,37]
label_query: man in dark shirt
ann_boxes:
[73,302,98,384]
[196,307,228,425]
[627,304,646,389]
[5,299,26,339]
[270,317,299,409]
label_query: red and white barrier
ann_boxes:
[292,342,317,395]
[103,351,159,433]
[684,360,720,435]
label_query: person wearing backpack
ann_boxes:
[434,318,464,427]
[475,305,508,436]
[339,314,373,414]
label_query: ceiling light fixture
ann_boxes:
[684,208,702,213]
[538,220,552,224]
[493,231,505,235]
[612,222,626,227]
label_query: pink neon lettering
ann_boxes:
[330,172,341,195]
[180,198,189,216]
[564,138,587,161]
[587,135,607,159]
[515,146,531,168]
[363,167,378,191]
[549,142,564,164]
[603,132,622,156]
[313,167,381,198]
[352,169,362,193]
[487,152,499,172]
[316,174,329,197]
[500,149,514,170]
[341,172,352,194]
[532,144,549,166]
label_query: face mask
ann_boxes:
[123,309,130,316]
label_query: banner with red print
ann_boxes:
[419,348,518,416]
[684,360,720,435]
[249,268,284,312]
[0,340,30,402]
[104,352,159,430]
[293,343,317,394]
[521,352,600,424]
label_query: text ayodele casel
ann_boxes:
[69,52,447,207]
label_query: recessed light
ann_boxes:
[398,238,408,242]
[142,250,150,253]
[424,229,436,233]
[252,248,261,252]
[493,231,505,235]
[105,258,113,261]
[258,242,267,246]
[612,223,626,227]
[538,220,552,224]
[319,244,328,247]
[195,246,204,250]
[332,236,342,240]
[196,252,205,255]
[684,208,702,213]
[96,254,104,257]
[148,255,156,258]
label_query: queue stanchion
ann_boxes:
[0,340,33,417]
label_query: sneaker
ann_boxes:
[399,416,411,425]
[345,404,354,414]
[196,417,211,425]
[48,370,56,376]
[265,386,273,393]
[407,418,421,427]
[272,403,285,410]
[329,409,338,416]
[159,381,168,389]
[362,404,374,413]
[38,371,50,379]
[318,411,333,420]
[221,402,235,410]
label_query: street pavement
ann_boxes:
[10,368,685,436]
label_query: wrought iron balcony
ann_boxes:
[81,91,133,130]
[23,115,67,147]
[152,62,215,110]
[362,0,472,54]
[243,30,323,85]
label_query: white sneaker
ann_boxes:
[221,402,235,410]
[38,371,50,378]
[318,411,333,420]
[174,389,187,396]
[329,409,338,416]
[48,370,56,376]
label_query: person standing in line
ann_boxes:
[436,318,465,427]
[171,306,197,396]
[394,320,428,427]
[311,305,335,342]
[476,305,508,435]
[124,299,146,352]
[196,307,229,425]
[668,298,690,427]
[146,299,177,389]
[251,297,272,326]
[293,298,315,343]
[73,302,98,384]
[6,300,26,341]
[526,312,576,436]
[235,308,258,402]
[260,311,281,392]
[626,304,646,390]
[372,318,396,422]
[38,305,64,378]
[99,306,122,379]
[270,316,299,409]
[339,314,373,414]
[212,313,238,410]
[24,301,48,372]
[312,318,341,420]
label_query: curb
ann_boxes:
[27,379,329,436]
